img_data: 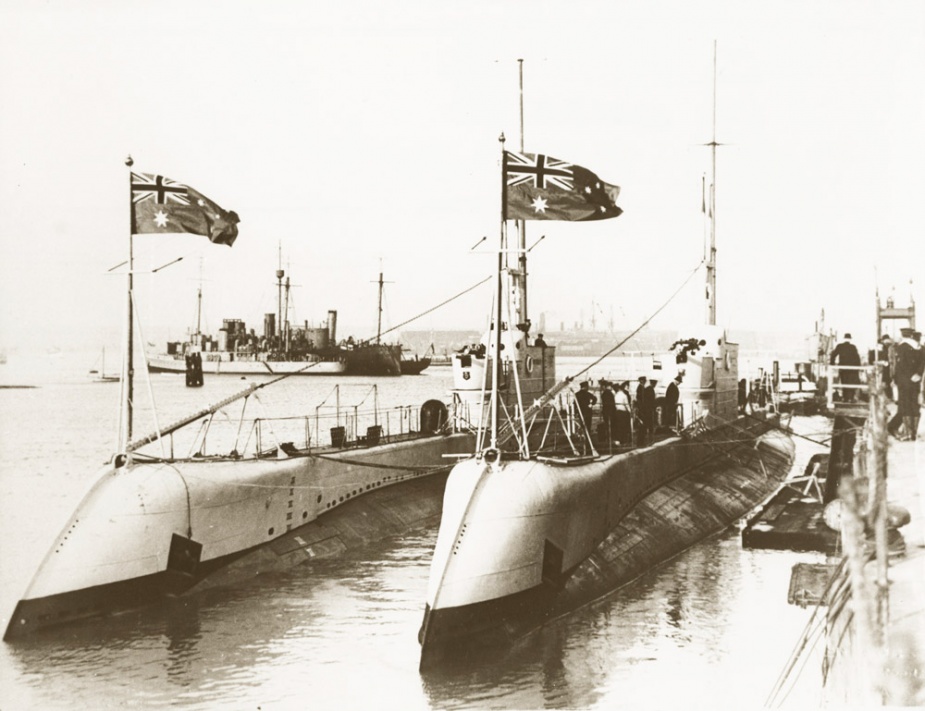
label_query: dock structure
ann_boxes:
[761,364,924,706]
[742,370,869,555]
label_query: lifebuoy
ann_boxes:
[525,354,534,374]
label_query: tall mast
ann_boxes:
[196,287,202,337]
[493,136,508,450]
[513,59,530,334]
[705,41,719,326]
[376,269,384,344]
[195,257,203,340]
[284,275,291,353]
[276,242,284,344]
[122,155,135,457]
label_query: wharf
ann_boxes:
[742,483,840,554]
[821,434,925,705]
[881,436,925,671]
[743,404,867,555]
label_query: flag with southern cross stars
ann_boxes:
[131,173,240,246]
[504,151,622,222]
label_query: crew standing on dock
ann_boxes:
[875,333,894,400]
[830,333,861,402]
[889,327,924,441]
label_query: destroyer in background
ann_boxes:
[147,266,402,377]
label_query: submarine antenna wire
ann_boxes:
[370,275,493,343]
[494,258,706,445]
[574,258,707,380]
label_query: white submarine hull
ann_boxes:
[418,414,794,667]
[5,432,474,639]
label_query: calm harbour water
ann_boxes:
[0,351,827,709]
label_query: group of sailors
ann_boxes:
[880,328,925,442]
[829,328,925,442]
[573,372,684,448]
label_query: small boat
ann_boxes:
[418,59,794,667]
[400,354,431,375]
[88,347,120,383]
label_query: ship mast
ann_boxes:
[493,136,508,451]
[194,257,203,342]
[276,243,285,349]
[284,274,291,353]
[376,269,384,344]
[121,155,135,458]
[705,41,719,326]
[512,59,530,335]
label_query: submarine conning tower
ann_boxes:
[672,324,739,425]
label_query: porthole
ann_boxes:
[268,527,275,536]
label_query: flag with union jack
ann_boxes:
[504,151,622,222]
[131,172,240,246]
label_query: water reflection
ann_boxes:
[2,404,831,709]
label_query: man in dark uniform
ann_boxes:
[829,332,861,402]
[574,381,597,433]
[641,379,657,443]
[600,380,617,441]
[889,327,923,440]
[663,373,682,430]
[875,333,894,400]
[534,333,547,348]
[635,376,648,444]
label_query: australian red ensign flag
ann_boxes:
[131,173,240,246]
[504,151,622,222]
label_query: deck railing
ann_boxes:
[135,387,450,461]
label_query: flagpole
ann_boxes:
[123,155,135,460]
[492,134,508,451]
[706,40,718,326]
[515,59,529,334]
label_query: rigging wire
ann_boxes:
[566,259,706,385]
[365,275,493,343]
[494,258,707,445]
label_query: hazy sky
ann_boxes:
[1,0,923,353]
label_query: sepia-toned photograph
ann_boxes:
[1,1,923,708]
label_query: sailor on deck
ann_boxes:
[600,380,617,441]
[574,381,597,434]
[664,373,682,430]
[614,382,632,444]
[830,332,861,402]
[635,377,656,445]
